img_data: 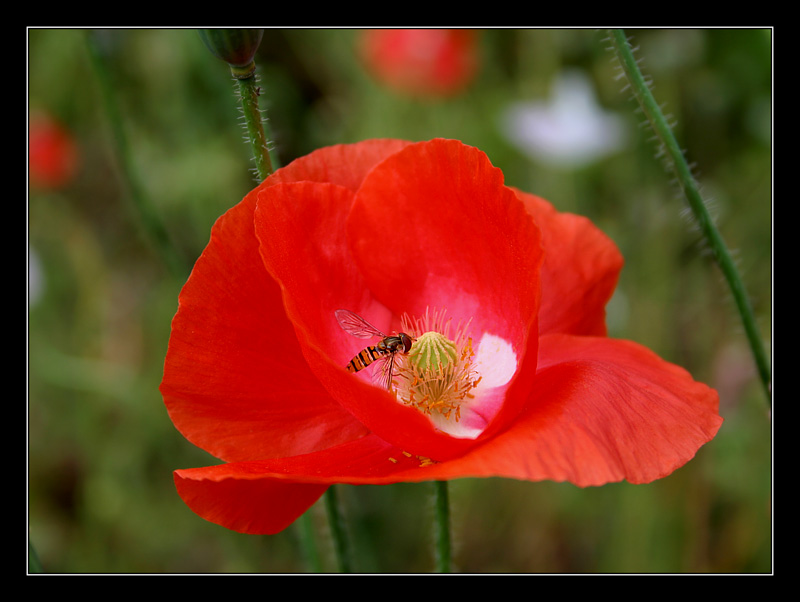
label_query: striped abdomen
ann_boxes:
[346,345,390,373]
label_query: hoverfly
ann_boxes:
[335,309,413,391]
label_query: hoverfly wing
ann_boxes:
[360,353,395,391]
[372,353,395,391]
[335,309,387,339]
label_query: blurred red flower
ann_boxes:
[29,112,79,190]
[161,138,722,534]
[360,29,479,98]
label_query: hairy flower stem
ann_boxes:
[608,29,771,406]
[84,32,189,279]
[434,481,452,572]
[236,74,275,182]
[324,486,352,573]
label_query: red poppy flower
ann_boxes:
[359,29,479,98]
[29,112,79,191]
[161,138,722,535]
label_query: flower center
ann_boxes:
[394,308,481,424]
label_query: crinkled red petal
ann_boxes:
[170,433,456,536]
[174,464,329,535]
[161,191,369,462]
[266,138,413,192]
[515,189,624,337]
[173,434,449,535]
[428,334,723,485]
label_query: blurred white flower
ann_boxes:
[501,69,627,168]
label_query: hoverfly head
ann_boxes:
[399,333,413,353]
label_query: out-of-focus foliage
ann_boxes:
[28,28,771,573]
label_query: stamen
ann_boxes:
[395,308,481,426]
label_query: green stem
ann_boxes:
[433,481,452,572]
[324,486,352,573]
[608,29,771,406]
[84,32,189,280]
[236,73,274,182]
[29,539,43,573]
[295,511,323,573]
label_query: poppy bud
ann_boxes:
[198,29,264,78]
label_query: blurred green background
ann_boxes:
[28,28,771,573]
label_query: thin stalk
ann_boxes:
[84,32,189,279]
[236,74,274,182]
[324,486,352,573]
[433,480,452,573]
[608,29,771,406]
[296,512,323,573]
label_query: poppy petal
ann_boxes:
[174,464,329,535]
[161,188,369,463]
[173,434,443,535]
[349,140,542,337]
[265,138,413,193]
[419,334,723,486]
[515,189,624,337]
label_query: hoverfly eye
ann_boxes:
[401,334,413,353]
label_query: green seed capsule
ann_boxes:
[408,331,457,372]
